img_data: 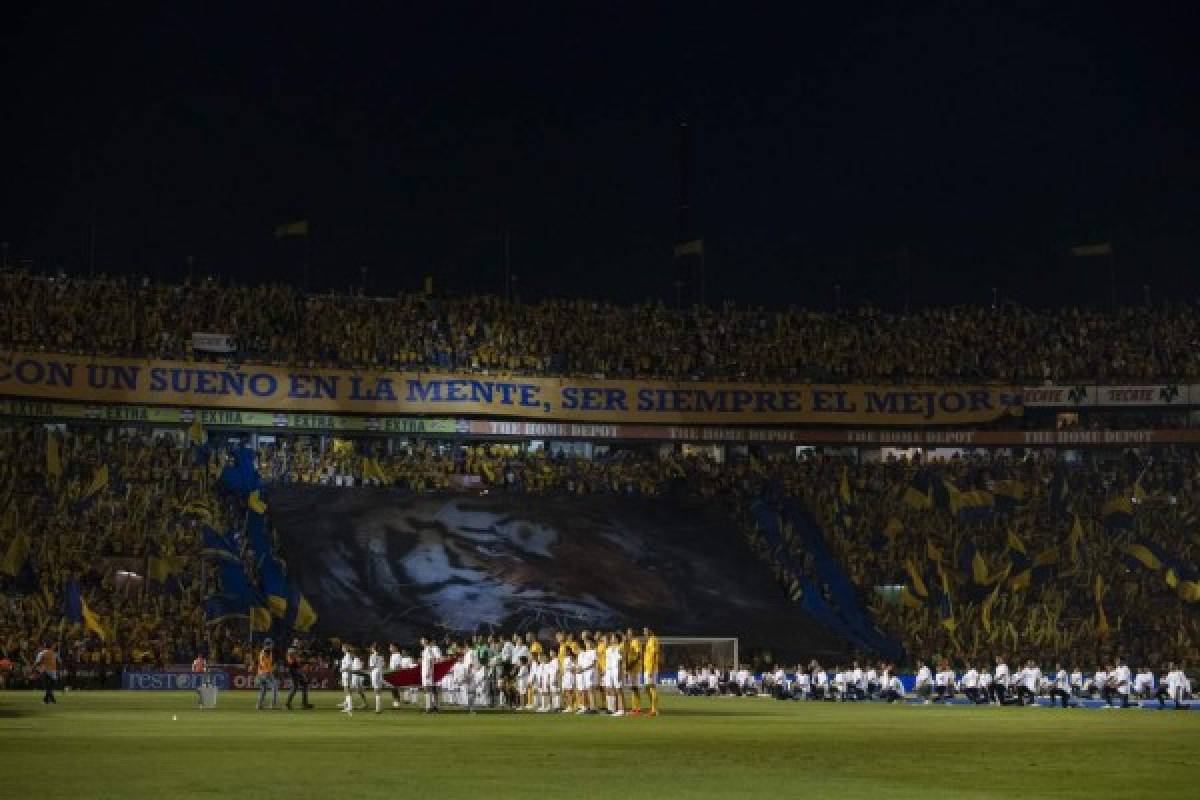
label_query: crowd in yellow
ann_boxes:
[4,270,1198,381]
[3,417,1198,682]
[0,424,256,682]
[747,454,1200,667]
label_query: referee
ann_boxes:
[285,639,314,710]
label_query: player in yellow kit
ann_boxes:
[594,633,608,712]
[624,627,643,715]
[642,626,661,716]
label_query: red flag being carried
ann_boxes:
[384,657,457,688]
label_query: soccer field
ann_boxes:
[1,692,1197,799]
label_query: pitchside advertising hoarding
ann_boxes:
[122,667,341,690]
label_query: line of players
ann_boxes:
[759,656,1193,709]
[332,628,663,716]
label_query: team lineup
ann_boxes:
[254,628,663,717]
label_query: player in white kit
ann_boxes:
[350,651,368,709]
[461,645,481,713]
[387,643,411,707]
[542,650,560,711]
[420,636,442,713]
[577,637,598,714]
[605,633,625,716]
[369,643,386,714]
[338,645,357,714]
[561,652,577,713]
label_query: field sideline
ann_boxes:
[1,691,1197,799]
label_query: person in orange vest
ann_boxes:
[191,651,209,707]
[255,639,279,710]
[35,641,59,705]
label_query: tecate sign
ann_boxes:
[122,671,231,690]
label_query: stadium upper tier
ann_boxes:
[3,271,1198,383]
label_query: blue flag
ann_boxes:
[62,579,84,624]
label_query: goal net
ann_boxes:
[658,637,739,684]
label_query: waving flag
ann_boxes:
[1,531,31,578]
[384,658,456,688]
[1100,495,1134,531]
[62,579,84,624]
[82,598,112,641]
[46,435,63,479]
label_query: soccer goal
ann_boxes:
[658,637,739,677]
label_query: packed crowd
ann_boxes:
[5,270,1200,382]
[763,452,1200,669]
[256,437,720,497]
[0,424,268,684]
[4,419,1200,684]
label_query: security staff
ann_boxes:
[285,640,314,710]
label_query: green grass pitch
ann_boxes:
[1,691,1197,799]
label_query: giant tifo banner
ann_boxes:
[0,352,1019,425]
[272,487,831,655]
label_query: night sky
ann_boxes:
[2,2,1196,308]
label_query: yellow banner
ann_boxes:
[0,352,1021,425]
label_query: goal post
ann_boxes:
[658,637,739,677]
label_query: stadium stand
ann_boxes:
[1,271,1199,692]
[5,270,1200,381]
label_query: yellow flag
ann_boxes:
[274,220,309,238]
[971,552,990,585]
[1033,547,1059,568]
[187,416,205,446]
[1124,543,1161,571]
[904,557,928,598]
[1009,568,1031,593]
[1094,573,1109,634]
[882,517,904,540]
[293,595,318,632]
[981,579,1004,633]
[1,531,30,577]
[84,464,109,498]
[903,485,932,510]
[925,540,944,564]
[81,599,111,642]
[46,436,63,479]
[250,606,272,633]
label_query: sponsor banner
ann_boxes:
[122,668,341,690]
[191,332,236,353]
[4,399,1199,445]
[122,671,232,690]
[842,429,1200,447]
[0,399,460,433]
[0,352,1020,425]
[222,667,341,691]
[1021,384,1188,407]
[471,423,1200,446]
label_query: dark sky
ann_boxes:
[2,2,1197,308]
